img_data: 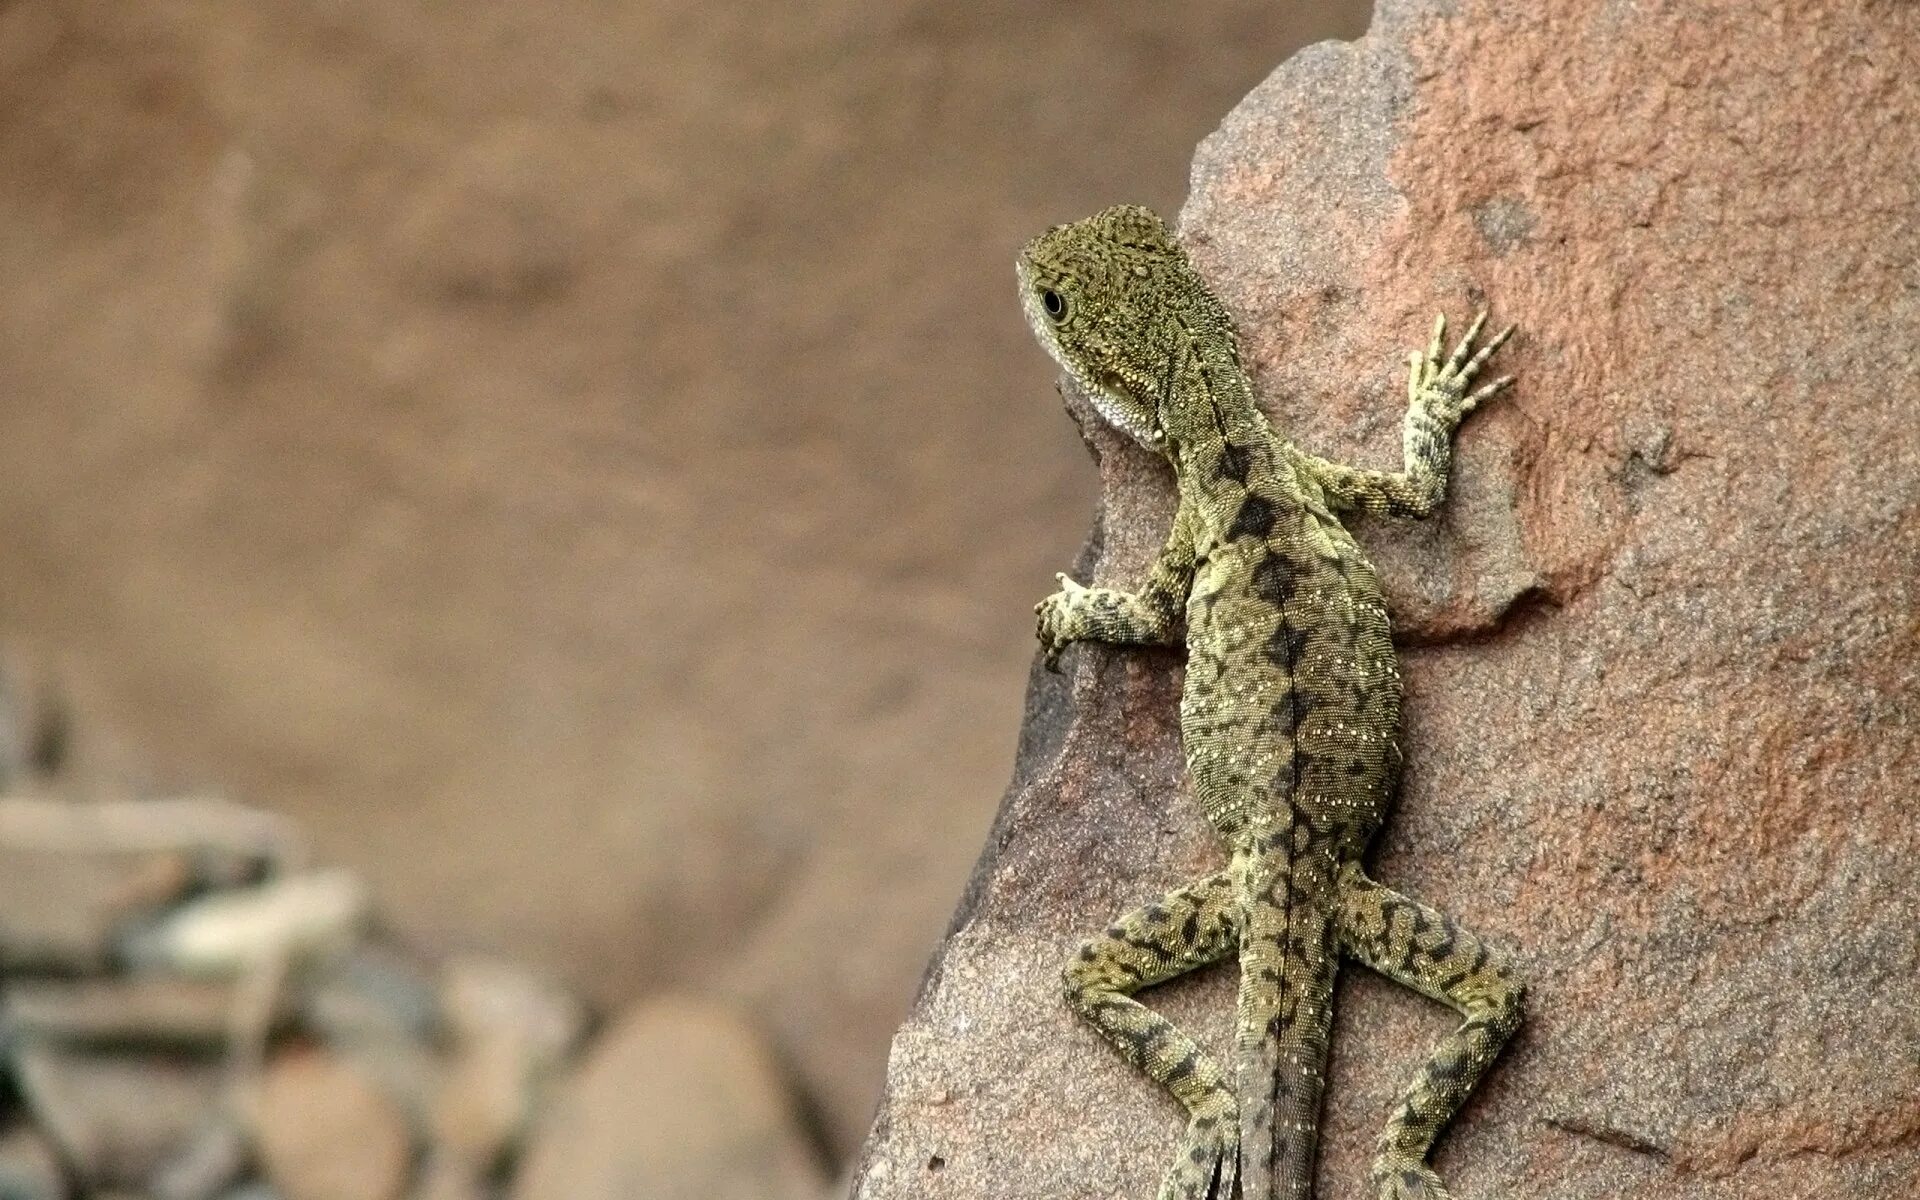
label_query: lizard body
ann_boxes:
[1020,205,1526,1200]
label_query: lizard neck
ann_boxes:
[1162,347,1280,506]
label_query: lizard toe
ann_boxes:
[1372,1155,1454,1200]
[1158,1116,1239,1200]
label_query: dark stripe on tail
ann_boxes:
[1234,874,1338,1200]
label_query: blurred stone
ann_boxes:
[2,976,280,1048]
[406,1155,482,1200]
[0,1124,69,1200]
[0,652,63,793]
[300,944,446,1125]
[318,1034,441,1136]
[303,944,443,1046]
[0,846,192,972]
[440,956,584,1067]
[149,1117,249,1200]
[0,796,307,970]
[852,2,1920,1197]
[512,997,825,1200]
[122,870,368,976]
[14,1044,223,1190]
[250,1049,412,1200]
[429,956,584,1169]
[0,797,303,884]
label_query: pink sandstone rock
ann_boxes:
[851,1,1920,1196]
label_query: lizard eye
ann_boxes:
[1040,288,1067,321]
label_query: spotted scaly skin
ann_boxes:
[1021,206,1527,1200]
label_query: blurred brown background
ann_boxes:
[0,0,1368,1159]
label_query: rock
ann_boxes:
[2,976,281,1048]
[0,1124,69,1200]
[406,1155,482,1200]
[300,945,447,1126]
[512,997,825,1200]
[302,945,443,1047]
[0,844,193,972]
[438,956,584,1075]
[0,796,306,970]
[249,1049,413,1200]
[122,870,368,976]
[313,1032,440,1137]
[429,957,584,1169]
[0,651,63,793]
[149,1117,249,1200]
[14,1043,224,1190]
[852,2,1920,1198]
[0,796,304,882]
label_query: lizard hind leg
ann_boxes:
[1062,869,1244,1200]
[1334,864,1525,1200]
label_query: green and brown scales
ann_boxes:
[1022,205,1526,1200]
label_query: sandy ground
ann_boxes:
[0,0,1366,1150]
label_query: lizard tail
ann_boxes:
[1233,873,1339,1200]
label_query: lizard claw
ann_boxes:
[1373,1154,1454,1200]
[1157,1112,1240,1200]
[1410,311,1517,423]
[1034,573,1090,671]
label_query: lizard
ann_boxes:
[1019,204,1527,1200]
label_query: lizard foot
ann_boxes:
[1372,1154,1454,1200]
[1034,572,1091,671]
[1410,310,1515,427]
[1157,1112,1240,1200]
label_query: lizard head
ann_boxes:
[1017,204,1236,453]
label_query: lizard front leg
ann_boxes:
[1035,502,1195,669]
[1299,312,1515,519]
[1335,863,1526,1200]
[1064,869,1243,1200]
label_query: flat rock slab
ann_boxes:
[852,1,1919,1198]
[0,796,304,971]
[3,975,279,1047]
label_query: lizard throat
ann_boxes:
[1084,385,1164,449]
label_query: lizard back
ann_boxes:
[1180,432,1403,850]
[1024,204,1525,1200]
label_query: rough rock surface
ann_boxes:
[852,2,1920,1197]
[511,996,826,1200]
